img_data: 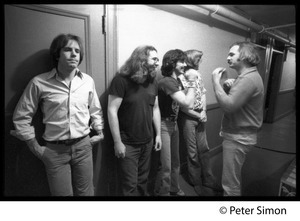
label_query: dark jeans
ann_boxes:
[178,113,215,187]
[117,140,153,196]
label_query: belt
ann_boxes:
[162,116,177,122]
[46,135,87,146]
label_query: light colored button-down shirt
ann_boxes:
[12,68,104,141]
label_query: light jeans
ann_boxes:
[177,113,215,187]
[155,120,181,195]
[222,139,252,196]
[42,136,94,196]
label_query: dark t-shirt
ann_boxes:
[109,74,158,144]
[158,76,182,119]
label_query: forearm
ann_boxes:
[12,80,40,141]
[12,108,36,141]
[90,117,104,134]
[184,87,196,108]
[153,106,161,137]
[89,95,104,133]
[25,137,41,149]
[212,79,236,113]
[180,107,201,119]
[201,94,207,111]
[107,110,122,144]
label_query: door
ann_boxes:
[4,4,105,196]
[264,50,284,123]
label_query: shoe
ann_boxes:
[170,189,185,196]
[203,182,223,192]
[194,185,215,196]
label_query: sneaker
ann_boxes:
[170,189,185,196]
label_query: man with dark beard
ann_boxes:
[107,45,162,196]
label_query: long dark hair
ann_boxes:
[161,49,186,76]
[119,45,157,84]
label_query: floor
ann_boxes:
[176,112,296,198]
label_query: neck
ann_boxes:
[171,72,177,79]
[57,66,77,80]
[234,65,244,75]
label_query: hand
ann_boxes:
[184,69,198,82]
[223,78,235,93]
[114,141,126,158]
[26,138,46,160]
[199,110,207,122]
[90,134,104,146]
[153,135,162,151]
[212,67,226,82]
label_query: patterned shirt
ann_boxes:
[178,71,206,111]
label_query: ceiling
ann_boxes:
[224,5,296,42]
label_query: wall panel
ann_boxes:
[116,4,248,105]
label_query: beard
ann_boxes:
[130,65,157,84]
[147,68,157,82]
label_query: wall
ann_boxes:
[115,4,249,153]
[116,5,246,106]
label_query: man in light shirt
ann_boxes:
[11,34,104,196]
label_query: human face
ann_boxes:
[227,45,241,70]
[58,40,81,71]
[146,50,159,72]
[174,60,187,76]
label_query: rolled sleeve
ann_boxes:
[89,83,104,132]
[12,79,39,141]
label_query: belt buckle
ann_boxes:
[166,116,176,122]
[65,138,77,145]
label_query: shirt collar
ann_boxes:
[46,68,83,80]
[240,66,257,77]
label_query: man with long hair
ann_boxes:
[177,49,222,196]
[154,49,198,196]
[211,41,264,196]
[107,45,162,196]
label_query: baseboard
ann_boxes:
[274,110,295,122]
[208,144,223,157]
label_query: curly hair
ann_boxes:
[50,33,84,68]
[119,45,157,84]
[184,50,203,70]
[161,49,186,77]
[230,41,261,66]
